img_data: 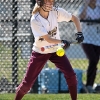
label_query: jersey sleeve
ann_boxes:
[31,18,48,37]
[57,8,72,22]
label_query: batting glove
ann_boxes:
[61,40,70,49]
[75,32,84,43]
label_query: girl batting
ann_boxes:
[15,0,84,100]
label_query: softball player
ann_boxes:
[79,0,100,93]
[15,0,84,100]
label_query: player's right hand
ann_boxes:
[61,40,70,49]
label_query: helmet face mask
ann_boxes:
[36,0,54,12]
[36,0,44,7]
[36,0,54,6]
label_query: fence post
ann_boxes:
[12,0,18,92]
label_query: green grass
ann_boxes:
[0,93,100,100]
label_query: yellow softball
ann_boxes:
[56,47,65,57]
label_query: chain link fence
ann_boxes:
[0,0,100,93]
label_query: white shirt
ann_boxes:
[79,6,100,46]
[30,7,72,54]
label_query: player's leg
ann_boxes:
[15,51,50,100]
[82,43,100,92]
[49,53,77,100]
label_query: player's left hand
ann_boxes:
[75,32,84,43]
[61,40,70,49]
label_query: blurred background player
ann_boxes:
[14,0,84,100]
[79,0,100,93]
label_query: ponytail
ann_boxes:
[32,3,40,15]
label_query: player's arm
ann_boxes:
[71,15,82,32]
[42,35,70,49]
[42,34,61,43]
[57,8,84,43]
[71,15,84,43]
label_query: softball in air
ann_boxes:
[56,47,65,57]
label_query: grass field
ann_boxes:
[0,93,100,100]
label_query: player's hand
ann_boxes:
[75,32,84,43]
[61,40,70,49]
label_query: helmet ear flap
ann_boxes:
[36,0,44,7]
